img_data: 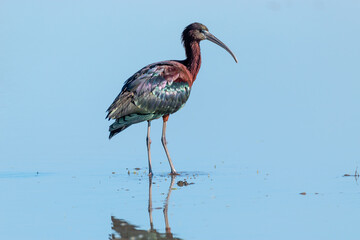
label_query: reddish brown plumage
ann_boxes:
[183,41,202,84]
[163,114,169,122]
[159,61,194,87]
[157,40,201,88]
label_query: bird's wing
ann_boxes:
[106,62,191,120]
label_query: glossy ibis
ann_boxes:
[106,22,237,175]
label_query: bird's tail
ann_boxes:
[108,113,162,139]
[109,125,130,139]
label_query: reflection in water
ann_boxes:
[110,176,182,240]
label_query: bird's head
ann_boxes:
[182,22,238,63]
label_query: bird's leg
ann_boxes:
[161,115,178,175]
[146,120,153,176]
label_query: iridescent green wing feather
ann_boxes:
[107,63,191,119]
[133,73,191,115]
[106,62,191,138]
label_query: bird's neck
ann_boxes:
[184,41,201,83]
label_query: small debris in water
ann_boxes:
[299,192,306,195]
[127,170,130,175]
[343,167,359,181]
[177,180,194,187]
[112,172,115,174]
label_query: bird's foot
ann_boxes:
[169,171,180,176]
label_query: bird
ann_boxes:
[106,22,237,176]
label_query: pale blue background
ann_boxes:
[1,1,360,239]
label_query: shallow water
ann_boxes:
[1,166,359,240]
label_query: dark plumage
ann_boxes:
[106,62,191,138]
[106,22,237,175]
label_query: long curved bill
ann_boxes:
[204,31,238,63]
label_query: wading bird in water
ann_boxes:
[106,22,237,175]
